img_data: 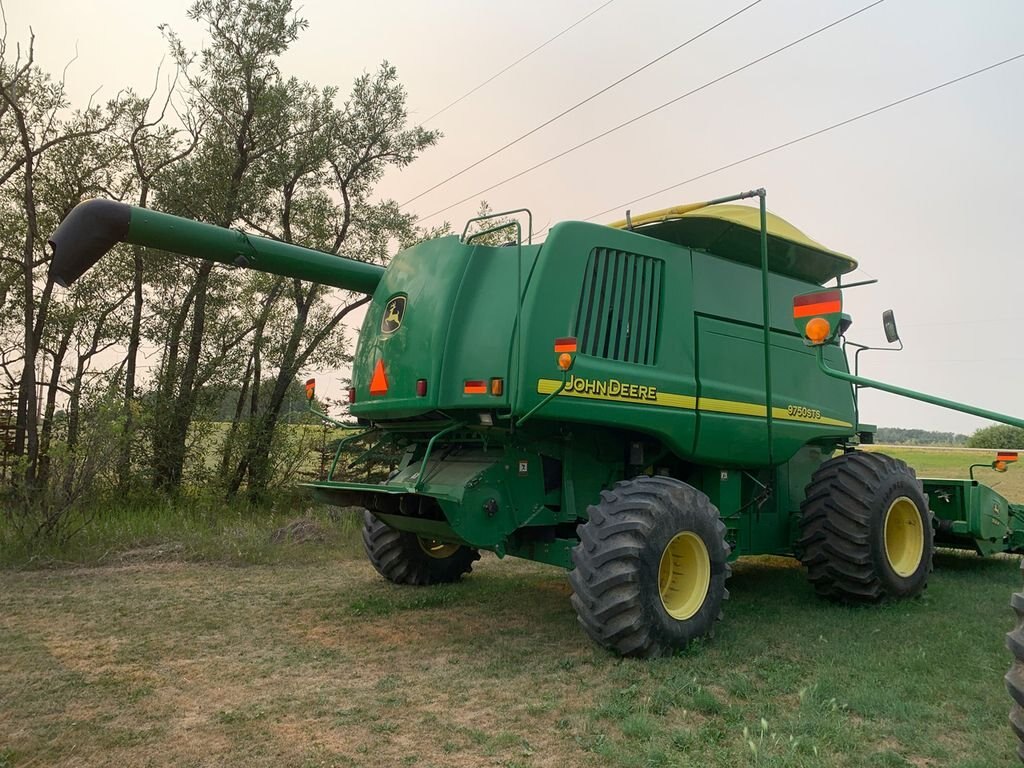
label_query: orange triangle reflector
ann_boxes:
[369,359,388,395]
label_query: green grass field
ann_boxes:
[1,447,1022,767]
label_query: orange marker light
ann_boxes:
[804,317,831,344]
[490,378,504,396]
[558,353,573,370]
[369,359,388,395]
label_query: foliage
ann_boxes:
[967,423,1024,450]
[874,427,967,446]
[0,0,440,534]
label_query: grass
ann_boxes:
[0,448,1022,767]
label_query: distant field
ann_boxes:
[866,444,1024,501]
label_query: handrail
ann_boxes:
[815,346,1024,430]
[460,208,533,244]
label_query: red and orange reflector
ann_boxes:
[554,337,577,353]
[793,290,842,319]
[464,380,488,395]
[369,359,388,396]
[998,452,1019,463]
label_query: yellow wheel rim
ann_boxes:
[883,497,925,577]
[418,538,460,559]
[658,532,711,620]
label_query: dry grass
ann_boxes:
[2,548,1022,768]
[3,446,1024,767]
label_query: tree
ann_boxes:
[224,62,438,503]
[967,424,1024,450]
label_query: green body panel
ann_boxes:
[309,216,867,563]
[921,478,1024,555]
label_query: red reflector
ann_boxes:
[369,360,388,395]
[416,379,428,397]
[793,290,842,318]
[347,387,356,404]
[464,380,487,395]
[554,336,578,353]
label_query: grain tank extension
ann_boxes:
[50,189,1024,658]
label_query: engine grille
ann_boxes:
[574,248,663,365]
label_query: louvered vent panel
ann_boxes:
[574,248,663,365]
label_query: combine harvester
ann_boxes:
[49,188,1024,659]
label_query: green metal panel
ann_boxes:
[922,478,1023,556]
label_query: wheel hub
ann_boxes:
[658,532,711,620]
[883,497,924,577]
[418,537,460,559]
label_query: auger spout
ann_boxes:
[48,199,384,294]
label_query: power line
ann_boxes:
[404,0,765,207]
[419,0,618,126]
[417,0,887,221]
[580,51,1024,223]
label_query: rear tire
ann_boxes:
[1007,571,1024,762]
[797,451,933,601]
[362,511,479,585]
[569,476,731,658]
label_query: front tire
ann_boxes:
[569,476,731,658]
[362,511,479,585]
[797,451,933,602]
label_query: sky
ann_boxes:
[6,0,1024,434]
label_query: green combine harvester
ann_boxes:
[49,188,1024,659]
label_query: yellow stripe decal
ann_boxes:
[535,379,852,429]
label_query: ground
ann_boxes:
[1,446,1021,767]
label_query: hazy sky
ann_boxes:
[7,0,1024,434]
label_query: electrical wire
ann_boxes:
[416,0,887,221]
[580,51,1024,224]
[403,0,765,206]
[419,0,619,126]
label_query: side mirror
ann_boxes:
[305,378,316,402]
[882,310,900,344]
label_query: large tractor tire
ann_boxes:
[362,511,479,585]
[569,476,731,658]
[1005,560,1024,762]
[797,451,933,602]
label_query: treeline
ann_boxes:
[874,428,968,446]
[0,0,440,539]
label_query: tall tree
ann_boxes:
[146,0,308,490]
[224,64,437,503]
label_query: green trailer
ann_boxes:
[48,189,1024,658]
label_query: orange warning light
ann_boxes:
[804,317,831,345]
[558,353,573,371]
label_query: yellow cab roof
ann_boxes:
[609,203,857,285]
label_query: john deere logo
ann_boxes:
[381,295,406,334]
